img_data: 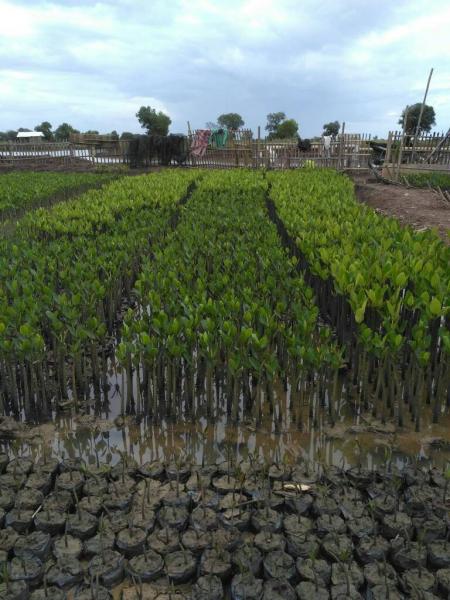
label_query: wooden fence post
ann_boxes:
[256,126,260,169]
[411,68,433,157]
[396,108,409,181]
[339,122,346,170]
[385,131,393,165]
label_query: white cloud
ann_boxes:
[0,0,449,136]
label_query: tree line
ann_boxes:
[136,106,341,140]
[0,102,436,143]
[0,122,134,142]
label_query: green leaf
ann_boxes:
[19,324,32,337]
[355,300,367,324]
[395,272,407,288]
[429,297,441,316]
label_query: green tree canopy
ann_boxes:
[110,130,119,140]
[34,121,53,141]
[54,123,79,141]
[120,132,136,140]
[217,113,244,130]
[265,112,286,136]
[84,130,99,135]
[276,119,299,139]
[322,121,340,137]
[136,106,171,136]
[399,103,436,135]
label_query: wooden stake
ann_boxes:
[411,68,434,157]
[385,131,393,165]
[339,122,346,170]
[256,126,261,169]
[397,108,409,181]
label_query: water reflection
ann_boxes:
[3,403,450,474]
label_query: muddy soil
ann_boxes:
[353,179,450,244]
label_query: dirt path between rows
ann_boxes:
[353,180,450,245]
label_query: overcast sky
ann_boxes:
[1,0,449,137]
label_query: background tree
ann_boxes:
[54,123,79,141]
[398,103,436,135]
[110,130,119,140]
[322,121,340,137]
[205,121,218,130]
[217,113,244,130]
[0,130,18,141]
[34,122,53,141]
[17,127,32,132]
[136,106,171,136]
[84,130,99,135]
[120,132,135,140]
[265,112,286,137]
[276,118,299,139]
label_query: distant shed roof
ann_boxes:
[16,131,44,138]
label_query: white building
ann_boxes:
[16,131,44,141]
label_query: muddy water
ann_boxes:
[4,371,450,472]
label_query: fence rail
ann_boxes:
[0,142,72,166]
[0,141,125,167]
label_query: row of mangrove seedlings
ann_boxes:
[0,168,448,431]
[267,169,449,430]
[0,171,114,220]
[0,170,198,419]
[117,170,343,423]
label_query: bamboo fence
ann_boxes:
[0,130,374,170]
[186,129,373,169]
[385,130,450,166]
[382,130,450,180]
